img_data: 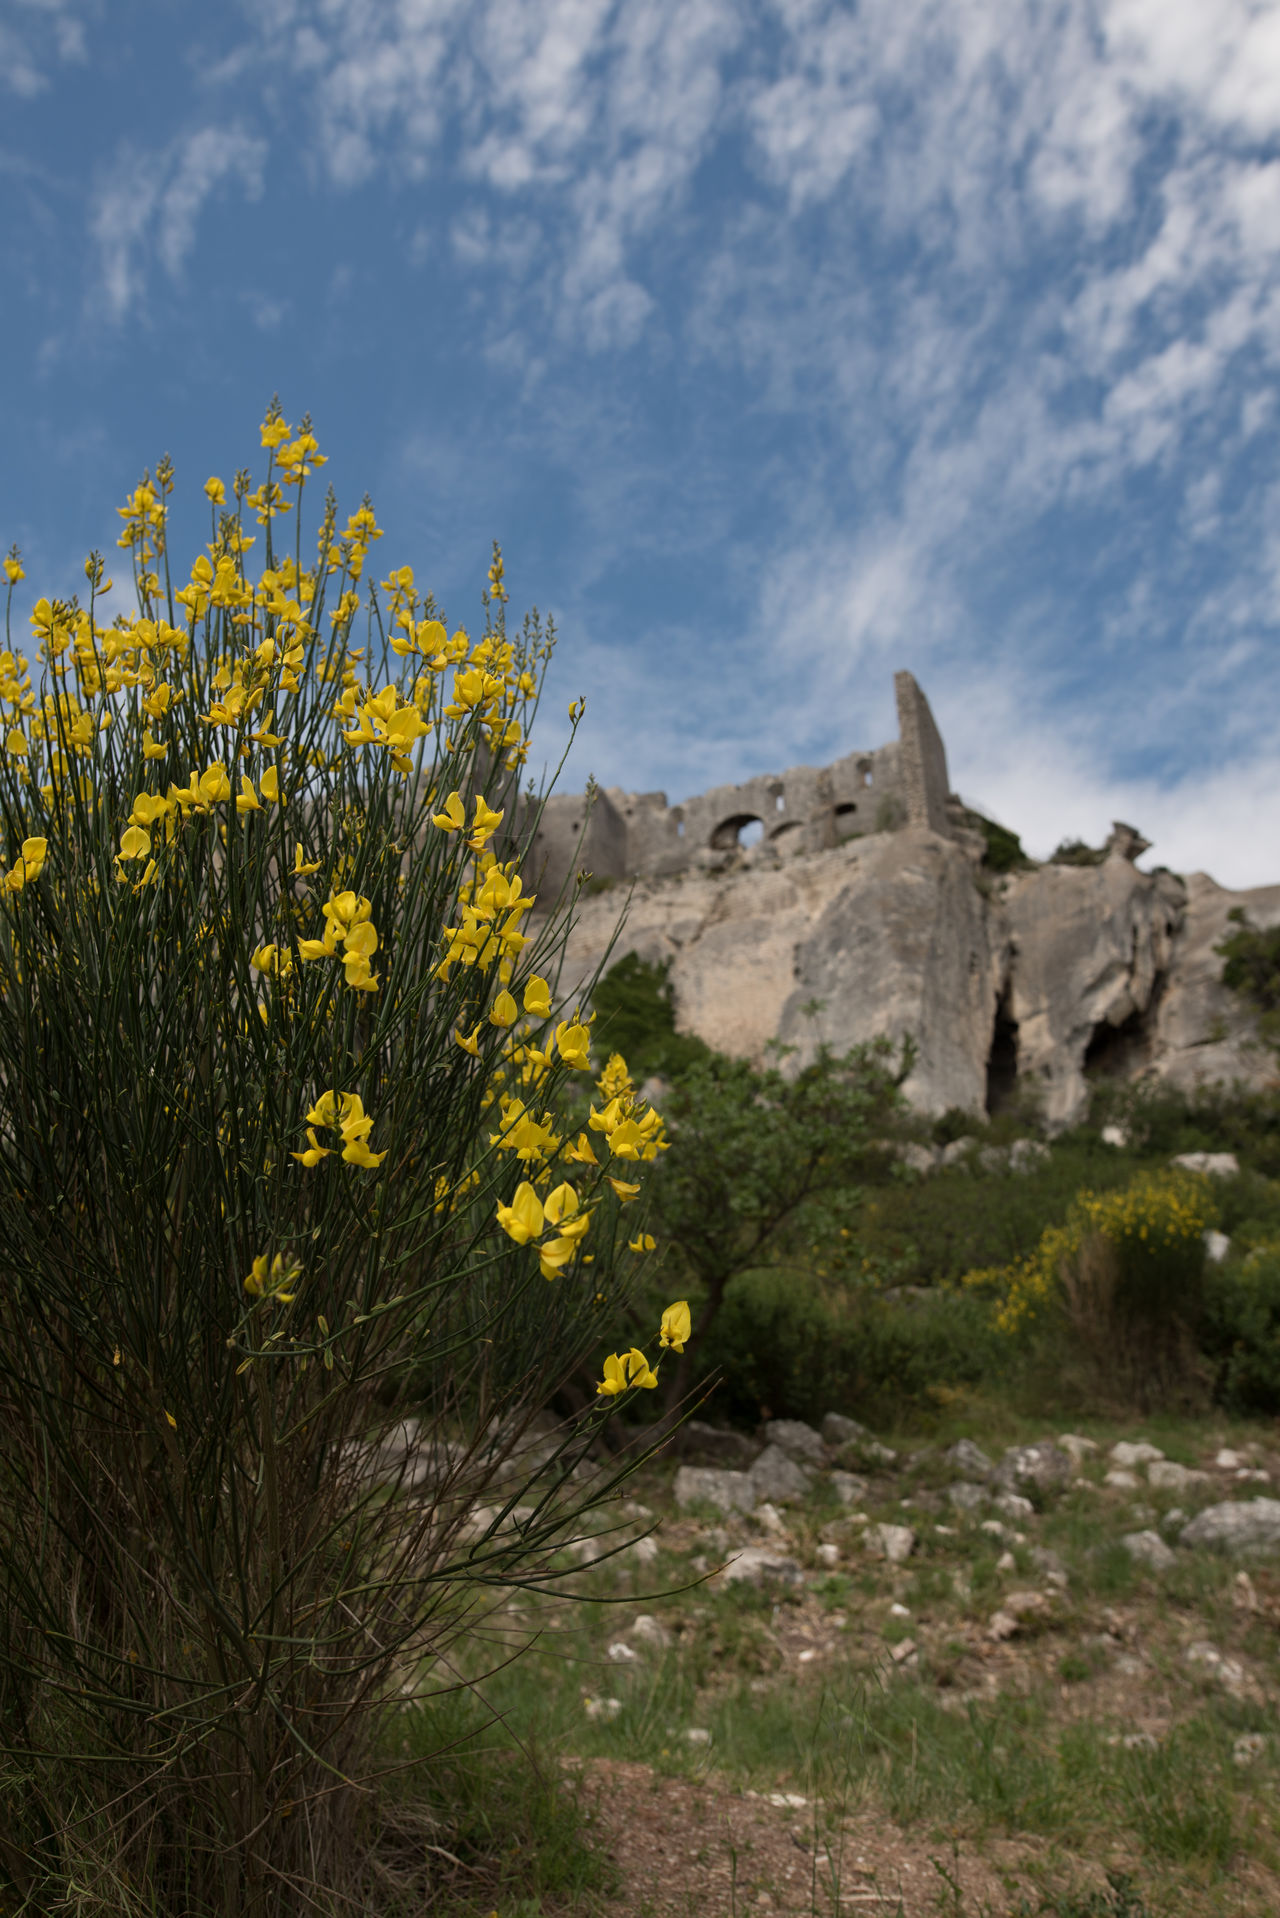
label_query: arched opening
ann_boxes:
[775,793,785,813]
[833,801,860,843]
[710,813,766,851]
[985,989,1020,1116]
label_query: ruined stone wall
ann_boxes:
[894,671,950,834]
[524,670,944,895]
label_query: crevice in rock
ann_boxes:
[985,987,1020,1116]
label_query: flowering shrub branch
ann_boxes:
[0,405,684,1917]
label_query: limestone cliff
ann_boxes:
[553,829,1280,1128]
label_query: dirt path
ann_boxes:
[573,1758,1052,1917]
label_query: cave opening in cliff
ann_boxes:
[1083,977,1165,1079]
[985,991,1020,1116]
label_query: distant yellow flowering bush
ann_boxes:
[0,404,684,1916]
[964,1169,1216,1336]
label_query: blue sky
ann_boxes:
[5,0,1280,886]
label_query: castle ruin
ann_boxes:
[530,670,954,900]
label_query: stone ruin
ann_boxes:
[528,671,953,902]
[533,668,1280,1127]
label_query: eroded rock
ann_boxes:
[945,1438,994,1480]
[719,1546,804,1588]
[1121,1530,1176,1572]
[1180,1498,1280,1555]
[674,1466,756,1515]
[764,1419,827,1466]
[995,1442,1072,1494]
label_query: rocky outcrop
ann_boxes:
[554,824,1280,1128]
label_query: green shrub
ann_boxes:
[1217,906,1280,1047]
[963,1171,1215,1407]
[711,1267,1000,1426]
[1202,1240,1280,1414]
[1051,838,1106,866]
[954,807,1033,873]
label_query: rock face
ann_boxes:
[554,820,1280,1128]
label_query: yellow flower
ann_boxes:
[293,843,321,876]
[454,1023,482,1057]
[565,1131,598,1166]
[496,1180,544,1245]
[244,1252,299,1302]
[555,1020,591,1070]
[119,824,150,860]
[432,790,465,833]
[204,476,226,506]
[607,1176,641,1202]
[489,989,518,1028]
[3,836,47,892]
[596,1348,659,1397]
[659,1300,690,1350]
[291,1126,330,1167]
[523,975,552,1018]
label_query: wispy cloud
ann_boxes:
[0,0,88,99]
[90,126,266,320]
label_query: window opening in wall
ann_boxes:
[676,819,685,837]
[985,989,1020,1116]
[710,813,766,851]
[775,794,785,812]
[863,771,873,787]
[833,802,860,844]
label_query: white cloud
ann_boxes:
[91,126,266,320]
[0,0,88,98]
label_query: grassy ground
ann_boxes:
[414,1405,1280,1916]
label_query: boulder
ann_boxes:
[993,1492,1034,1520]
[896,1141,940,1175]
[718,1546,804,1588]
[1009,1138,1051,1172]
[764,1419,827,1466]
[1105,1469,1139,1490]
[940,1138,974,1167]
[673,1466,756,1515]
[1109,1440,1164,1468]
[629,1613,673,1651]
[864,1522,916,1563]
[1204,1229,1231,1264]
[995,1441,1072,1494]
[748,1444,813,1505]
[821,1412,870,1447]
[947,1481,989,1512]
[944,1438,994,1480]
[1180,1499,1280,1555]
[1170,1151,1239,1178]
[829,1471,869,1506]
[681,1420,761,1468]
[1058,1433,1098,1464]
[1147,1460,1209,1493]
[1121,1530,1176,1572]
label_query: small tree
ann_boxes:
[647,1041,909,1375]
